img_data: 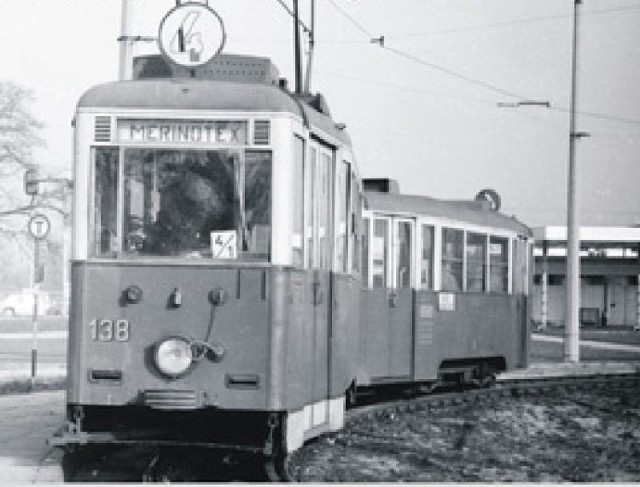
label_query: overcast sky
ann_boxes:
[1,0,639,227]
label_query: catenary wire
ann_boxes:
[274,0,312,33]
[325,1,640,128]
[386,3,640,40]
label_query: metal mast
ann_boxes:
[565,0,586,362]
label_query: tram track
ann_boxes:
[287,372,640,482]
[54,372,640,482]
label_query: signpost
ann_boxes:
[28,213,50,386]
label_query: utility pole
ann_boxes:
[118,0,134,80]
[565,0,588,362]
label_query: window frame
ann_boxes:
[89,145,274,261]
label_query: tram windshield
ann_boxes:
[93,148,272,261]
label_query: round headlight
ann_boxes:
[155,337,193,378]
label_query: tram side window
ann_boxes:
[420,225,434,290]
[318,152,333,270]
[372,219,389,288]
[351,178,362,274]
[441,228,463,291]
[305,147,316,269]
[335,161,349,273]
[243,151,272,258]
[93,148,119,257]
[292,137,304,267]
[466,232,487,292]
[361,217,370,286]
[490,236,509,293]
[396,221,412,289]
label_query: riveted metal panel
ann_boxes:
[432,293,518,370]
[329,274,360,397]
[358,288,391,384]
[413,291,438,381]
[67,262,271,410]
[388,289,413,379]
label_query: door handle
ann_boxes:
[388,290,398,308]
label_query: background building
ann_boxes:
[533,226,640,329]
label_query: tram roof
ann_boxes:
[77,79,351,144]
[364,191,531,236]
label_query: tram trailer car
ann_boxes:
[51,54,363,465]
[354,181,532,395]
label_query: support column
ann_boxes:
[637,243,640,330]
[636,274,640,330]
[541,241,549,330]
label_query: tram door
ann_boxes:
[305,143,332,427]
[362,216,413,381]
[391,219,414,378]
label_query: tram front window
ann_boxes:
[92,147,272,260]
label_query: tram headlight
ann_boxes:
[155,337,193,378]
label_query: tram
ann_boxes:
[49,7,532,479]
[51,53,362,473]
[355,181,531,395]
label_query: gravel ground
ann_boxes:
[292,387,640,482]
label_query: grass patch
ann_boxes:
[0,377,66,395]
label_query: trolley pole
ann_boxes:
[293,0,303,94]
[565,0,587,362]
[303,0,316,94]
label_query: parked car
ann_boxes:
[1,291,52,316]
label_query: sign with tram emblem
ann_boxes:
[211,230,237,259]
[158,2,226,68]
[28,213,50,240]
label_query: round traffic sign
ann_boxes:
[158,2,226,68]
[28,213,50,240]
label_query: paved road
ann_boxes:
[0,391,65,483]
[533,333,640,353]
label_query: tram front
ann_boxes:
[56,62,311,457]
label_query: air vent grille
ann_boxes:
[143,389,200,410]
[94,116,112,143]
[253,120,271,145]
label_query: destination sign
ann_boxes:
[117,120,247,145]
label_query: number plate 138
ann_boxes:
[89,319,131,342]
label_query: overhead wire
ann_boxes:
[550,106,640,127]
[326,0,528,100]
[274,0,311,33]
[382,45,525,100]
[325,0,375,39]
[386,3,640,40]
[325,0,640,129]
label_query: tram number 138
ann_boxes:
[89,319,131,342]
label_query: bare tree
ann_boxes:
[0,81,49,291]
[0,81,45,219]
